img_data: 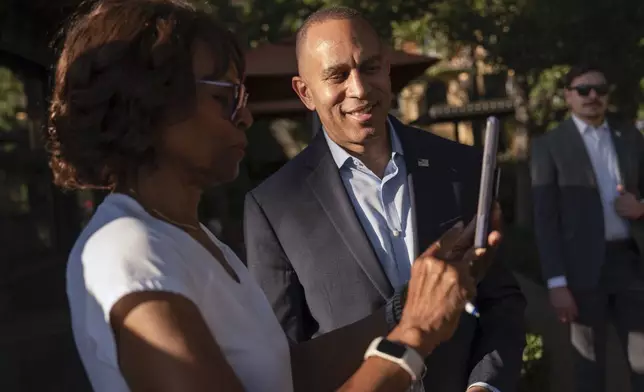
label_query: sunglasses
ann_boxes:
[569,84,610,97]
[198,80,249,120]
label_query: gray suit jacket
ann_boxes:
[530,118,644,289]
[244,116,526,391]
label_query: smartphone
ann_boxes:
[474,116,500,250]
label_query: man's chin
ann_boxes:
[346,120,376,133]
[347,125,386,145]
[581,110,605,119]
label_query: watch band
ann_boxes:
[385,285,408,331]
[364,337,426,381]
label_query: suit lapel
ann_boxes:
[561,119,599,188]
[305,133,394,298]
[609,124,634,190]
[395,118,462,255]
[560,118,634,190]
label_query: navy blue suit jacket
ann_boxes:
[245,116,526,391]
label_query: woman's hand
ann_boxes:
[389,213,503,357]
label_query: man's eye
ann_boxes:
[329,72,349,82]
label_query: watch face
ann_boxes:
[377,339,407,358]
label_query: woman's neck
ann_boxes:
[124,167,202,228]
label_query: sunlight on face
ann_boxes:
[294,18,392,150]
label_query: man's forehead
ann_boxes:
[573,71,606,85]
[302,19,380,63]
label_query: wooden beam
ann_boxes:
[414,98,515,124]
[247,99,307,115]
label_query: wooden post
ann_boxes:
[453,120,460,143]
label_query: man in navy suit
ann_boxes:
[531,65,644,391]
[244,6,526,391]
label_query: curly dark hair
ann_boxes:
[47,0,245,190]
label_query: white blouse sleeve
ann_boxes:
[78,217,203,364]
[82,217,201,322]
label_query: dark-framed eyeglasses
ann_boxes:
[569,84,610,97]
[198,80,248,120]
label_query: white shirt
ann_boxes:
[547,115,631,289]
[571,115,630,240]
[67,193,293,392]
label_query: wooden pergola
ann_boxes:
[412,98,516,146]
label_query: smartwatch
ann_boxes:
[364,337,426,381]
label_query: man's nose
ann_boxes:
[346,70,371,98]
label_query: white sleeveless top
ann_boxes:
[66,193,293,392]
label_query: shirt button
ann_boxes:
[392,230,401,237]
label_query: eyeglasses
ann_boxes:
[198,80,248,120]
[569,84,610,97]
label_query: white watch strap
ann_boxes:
[364,337,426,381]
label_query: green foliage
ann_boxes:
[427,0,644,120]
[206,0,439,46]
[520,333,548,391]
[523,333,543,364]
[0,67,25,133]
[527,66,569,132]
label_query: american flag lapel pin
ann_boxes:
[417,159,429,167]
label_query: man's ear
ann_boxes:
[292,76,316,111]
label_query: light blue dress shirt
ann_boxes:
[323,121,415,290]
[323,121,499,392]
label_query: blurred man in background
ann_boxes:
[531,64,644,391]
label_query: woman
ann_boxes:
[49,1,499,391]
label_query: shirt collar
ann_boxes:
[323,117,404,169]
[572,114,609,134]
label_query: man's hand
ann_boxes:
[548,286,578,323]
[389,213,503,357]
[470,202,504,282]
[615,185,644,220]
